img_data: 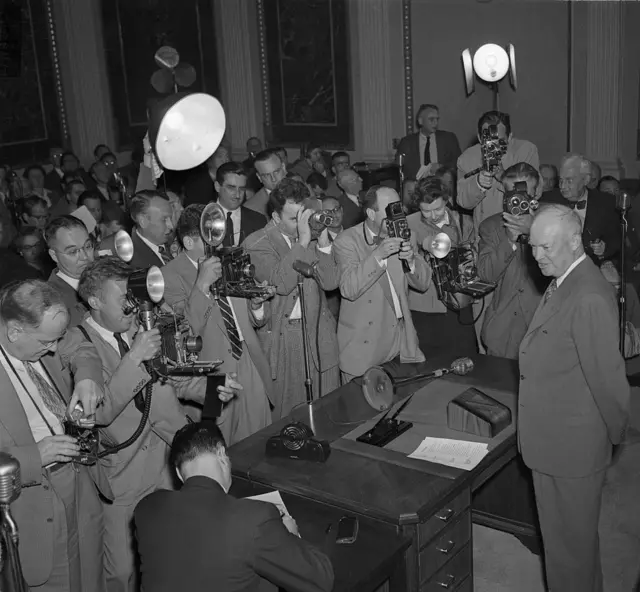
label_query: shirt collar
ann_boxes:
[187,254,198,269]
[556,253,587,287]
[135,228,160,254]
[86,316,117,342]
[218,204,241,220]
[56,271,79,291]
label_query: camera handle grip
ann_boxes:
[401,259,411,274]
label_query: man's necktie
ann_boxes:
[543,279,558,305]
[23,362,67,421]
[157,244,172,265]
[114,333,145,412]
[574,200,587,210]
[424,136,431,165]
[223,212,234,247]
[217,297,243,360]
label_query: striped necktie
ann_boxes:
[157,244,172,265]
[24,362,67,421]
[217,297,243,360]
[543,279,557,305]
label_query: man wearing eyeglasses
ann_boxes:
[45,216,95,327]
[244,149,287,217]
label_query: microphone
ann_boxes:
[293,260,316,279]
[394,357,475,386]
[0,452,20,505]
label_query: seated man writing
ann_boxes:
[134,422,334,592]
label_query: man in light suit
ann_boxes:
[214,161,267,246]
[162,205,274,445]
[244,150,287,217]
[45,215,95,327]
[243,178,341,419]
[396,104,461,181]
[74,256,240,591]
[477,163,547,359]
[519,205,630,592]
[134,422,334,592]
[457,110,540,233]
[0,279,110,591]
[333,185,431,380]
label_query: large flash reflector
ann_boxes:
[128,266,165,304]
[200,202,227,248]
[473,44,510,83]
[148,93,226,171]
[429,233,452,259]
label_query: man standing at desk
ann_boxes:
[520,204,629,592]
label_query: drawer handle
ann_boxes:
[436,540,456,554]
[435,508,455,522]
[437,574,456,589]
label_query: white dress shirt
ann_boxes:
[86,316,131,354]
[557,253,587,288]
[219,204,242,246]
[136,229,166,265]
[345,193,360,207]
[419,132,438,165]
[57,271,79,291]
[0,347,63,441]
[366,227,404,319]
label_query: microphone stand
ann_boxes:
[297,273,316,434]
[618,192,630,356]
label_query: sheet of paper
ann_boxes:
[71,205,97,234]
[408,437,489,471]
[246,490,291,517]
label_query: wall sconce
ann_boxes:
[462,43,517,110]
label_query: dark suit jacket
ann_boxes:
[218,205,267,246]
[0,250,41,289]
[44,169,63,195]
[396,130,461,181]
[183,165,216,207]
[134,476,334,592]
[48,269,87,327]
[518,257,630,478]
[127,228,166,270]
[336,192,365,230]
[539,188,621,263]
[477,213,546,359]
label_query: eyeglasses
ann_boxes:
[56,240,94,259]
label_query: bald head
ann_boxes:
[559,154,592,202]
[530,204,584,278]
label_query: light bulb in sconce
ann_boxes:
[473,44,509,83]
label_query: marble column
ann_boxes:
[215,0,260,159]
[51,0,115,166]
[354,0,394,163]
[584,0,624,177]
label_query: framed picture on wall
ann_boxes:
[259,0,352,148]
[0,0,67,166]
[100,0,221,151]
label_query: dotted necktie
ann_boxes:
[114,332,145,412]
[157,244,172,265]
[24,362,67,421]
[424,135,431,165]
[543,279,558,305]
[217,297,243,360]
[223,212,234,247]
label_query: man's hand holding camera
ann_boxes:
[373,237,403,264]
[196,255,223,295]
[296,208,314,248]
[38,435,81,467]
[218,372,243,403]
[129,327,162,367]
[398,240,416,269]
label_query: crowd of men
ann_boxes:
[0,104,633,592]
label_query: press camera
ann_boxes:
[385,201,411,241]
[503,181,539,216]
[199,202,274,299]
[480,125,507,175]
[308,208,343,235]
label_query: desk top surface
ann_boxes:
[230,355,519,525]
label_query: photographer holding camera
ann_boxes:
[477,163,547,359]
[162,204,274,445]
[457,111,540,233]
[74,256,242,591]
[333,185,431,380]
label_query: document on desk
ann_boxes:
[408,437,489,471]
[246,491,291,517]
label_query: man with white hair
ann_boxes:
[520,204,629,592]
[539,153,620,264]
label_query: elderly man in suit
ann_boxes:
[520,204,629,592]
[0,279,110,591]
[244,149,288,217]
[45,215,95,327]
[162,205,273,444]
[539,153,620,264]
[214,161,267,246]
[396,104,461,182]
[457,110,539,233]
[333,185,431,380]
[244,178,340,418]
[135,422,334,592]
[477,163,547,358]
[335,169,366,229]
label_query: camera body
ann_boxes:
[64,421,100,465]
[385,202,411,241]
[210,246,272,300]
[503,181,539,216]
[480,125,507,174]
[431,245,496,300]
[309,209,342,235]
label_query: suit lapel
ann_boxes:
[0,363,36,445]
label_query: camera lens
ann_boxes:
[242,263,255,279]
[185,336,203,353]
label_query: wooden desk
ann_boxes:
[230,480,411,592]
[230,355,540,591]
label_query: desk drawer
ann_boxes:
[419,511,470,582]
[421,543,471,592]
[418,489,470,545]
